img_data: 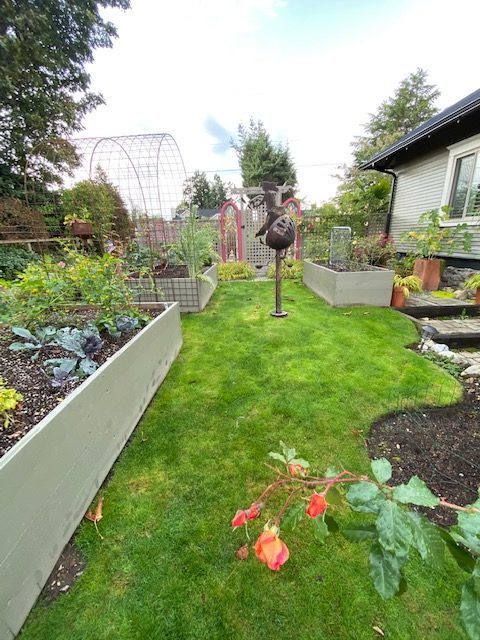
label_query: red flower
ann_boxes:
[247,502,261,520]
[231,502,262,528]
[288,463,306,476]
[306,493,328,518]
[232,510,248,528]
[254,530,289,571]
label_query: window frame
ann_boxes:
[441,133,480,225]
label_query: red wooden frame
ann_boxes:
[219,200,243,262]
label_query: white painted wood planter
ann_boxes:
[0,303,182,639]
[127,263,218,313]
[303,260,394,307]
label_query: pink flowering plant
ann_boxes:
[232,442,480,640]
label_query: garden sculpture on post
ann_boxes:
[255,181,296,317]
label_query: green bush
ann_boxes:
[218,261,256,281]
[171,208,218,278]
[352,233,396,266]
[0,246,40,279]
[1,248,138,328]
[303,236,329,262]
[266,259,303,280]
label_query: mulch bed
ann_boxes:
[0,308,164,459]
[41,542,86,604]
[314,261,377,273]
[128,265,189,279]
[367,377,480,526]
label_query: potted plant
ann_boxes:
[464,272,480,304]
[391,274,422,308]
[64,208,93,238]
[401,207,473,291]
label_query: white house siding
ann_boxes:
[390,147,480,260]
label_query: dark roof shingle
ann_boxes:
[359,88,480,170]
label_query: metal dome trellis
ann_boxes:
[19,133,187,253]
[71,133,187,220]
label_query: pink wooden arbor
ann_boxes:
[219,196,302,264]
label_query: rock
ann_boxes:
[461,365,480,378]
[454,289,468,300]
[441,266,479,289]
[431,342,451,355]
[450,353,472,366]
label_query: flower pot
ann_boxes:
[413,258,441,291]
[391,286,406,308]
[476,288,480,305]
[71,221,93,238]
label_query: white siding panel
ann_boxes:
[390,148,480,259]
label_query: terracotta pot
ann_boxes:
[71,221,93,238]
[391,286,406,308]
[476,288,480,305]
[413,258,441,291]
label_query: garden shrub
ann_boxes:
[171,208,218,278]
[352,233,396,266]
[1,248,137,329]
[218,261,256,281]
[266,259,303,280]
[303,235,329,262]
[0,246,40,279]
[0,197,48,240]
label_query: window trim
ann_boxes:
[441,133,480,223]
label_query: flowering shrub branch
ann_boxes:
[231,442,480,640]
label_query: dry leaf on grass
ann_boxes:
[85,496,104,539]
[235,544,249,560]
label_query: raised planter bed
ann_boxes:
[0,302,182,639]
[127,263,218,313]
[303,260,394,307]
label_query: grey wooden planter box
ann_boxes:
[127,263,218,313]
[303,260,394,307]
[0,303,182,639]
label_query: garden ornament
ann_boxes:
[255,182,296,317]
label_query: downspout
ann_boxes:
[373,167,397,235]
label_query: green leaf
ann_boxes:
[279,441,296,463]
[405,512,444,569]
[371,458,392,484]
[369,541,402,600]
[325,486,343,507]
[342,524,377,542]
[347,482,384,514]
[441,531,476,574]
[281,501,305,531]
[268,451,286,464]
[12,326,37,341]
[392,476,440,508]
[325,466,340,479]
[313,517,329,544]
[9,341,39,351]
[461,561,480,640]
[452,495,480,556]
[376,501,412,556]
[289,458,310,469]
[324,514,339,533]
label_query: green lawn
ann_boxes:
[21,281,466,640]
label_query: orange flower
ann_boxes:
[306,493,328,518]
[254,530,289,571]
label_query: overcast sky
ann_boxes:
[82,0,480,207]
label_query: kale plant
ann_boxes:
[9,326,57,361]
[53,325,103,376]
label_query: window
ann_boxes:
[442,134,480,220]
[449,152,480,217]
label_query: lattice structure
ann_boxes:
[219,187,301,274]
[329,226,352,266]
